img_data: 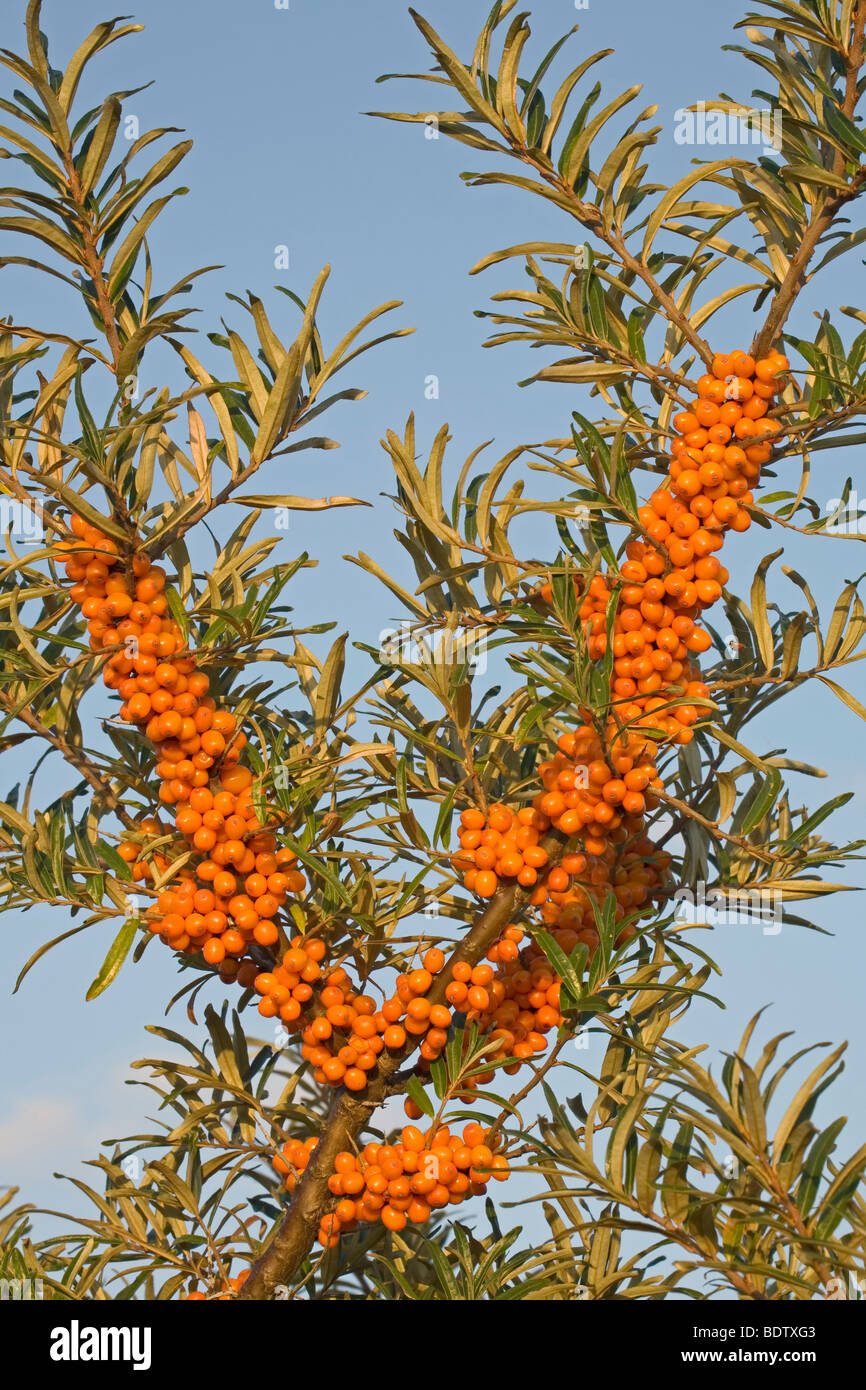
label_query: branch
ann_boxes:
[0,695,139,831]
[503,150,714,369]
[62,157,123,371]
[238,826,568,1299]
[655,787,783,866]
[752,0,866,358]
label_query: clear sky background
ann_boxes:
[2,0,865,1252]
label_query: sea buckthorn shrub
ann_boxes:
[59,352,788,1257]
[5,0,866,1308]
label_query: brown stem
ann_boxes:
[759,1158,834,1290]
[749,502,866,543]
[238,828,567,1299]
[511,151,714,369]
[752,1,866,360]
[655,788,782,866]
[710,652,864,689]
[2,696,138,830]
[61,158,123,372]
[81,228,123,372]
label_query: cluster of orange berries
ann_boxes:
[452,730,669,930]
[434,936,550,1082]
[574,570,711,746]
[466,351,789,899]
[540,349,787,748]
[613,347,788,741]
[116,817,167,883]
[470,925,561,1066]
[273,1123,509,1245]
[445,350,787,1072]
[528,729,670,924]
[447,736,671,1076]
[58,514,306,966]
[146,830,303,965]
[61,348,790,1269]
[253,943,453,1094]
[454,803,549,897]
[186,1270,250,1300]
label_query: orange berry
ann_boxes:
[474,870,498,898]
[407,968,433,995]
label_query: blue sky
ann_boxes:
[2,0,865,1252]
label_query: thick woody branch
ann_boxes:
[238,828,567,1299]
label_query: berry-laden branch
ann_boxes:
[55,526,308,956]
[239,348,789,1291]
[238,867,543,1299]
[751,0,866,361]
[51,344,788,1298]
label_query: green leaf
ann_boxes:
[782,792,852,847]
[204,1005,244,1089]
[750,549,782,672]
[426,1239,462,1299]
[313,634,346,742]
[85,916,138,1000]
[540,49,612,156]
[562,84,642,188]
[634,1137,663,1214]
[164,585,189,644]
[430,1056,447,1099]
[405,1074,435,1118]
[96,839,132,882]
[0,214,83,266]
[250,265,329,462]
[58,18,144,114]
[740,767,782,834]
[79,96,121,193]
[817,674,866,723]
[737,1060,767,1150]
[534,928,588,1012]
[101,139,193,234]
[796,1117,846,1214]
[774,1045,846,1156]
[107,193,184,296]
[408,9,510,137]
[14,922,91,993]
